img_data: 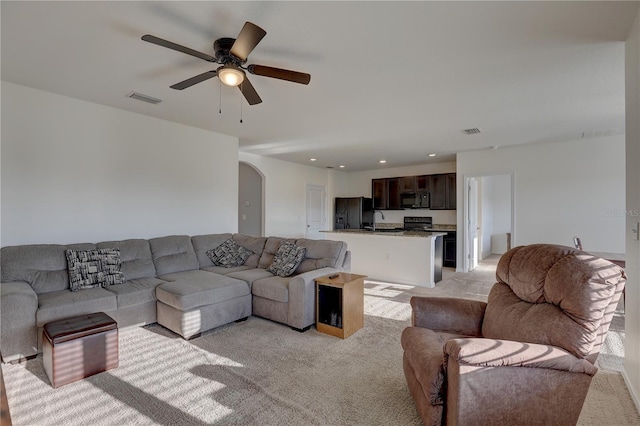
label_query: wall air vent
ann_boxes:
[127,92,162,104]
[462,128,481,135]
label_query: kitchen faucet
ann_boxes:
[372,210,385,231]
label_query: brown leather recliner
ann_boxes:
[401,244,626,426]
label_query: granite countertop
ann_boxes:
[322,229,447,238]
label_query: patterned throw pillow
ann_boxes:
[66,248,125,291]
[207,239,252,267]
[267,241,306,277]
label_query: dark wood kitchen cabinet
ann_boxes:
[428,174,447,209]
[372,173,456,210]
[429,173,456,210]
[399,176,416,193]
[416,175,429,191]
[387,178,401,209]
[372,178,387,210]
[446,173,457,209]
[372,177,403,209]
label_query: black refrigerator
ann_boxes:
[335,197,373,229]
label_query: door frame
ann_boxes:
[462,172,515,272]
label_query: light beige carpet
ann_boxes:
[2,260,638,425]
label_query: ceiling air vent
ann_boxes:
[581,129,618,139]
[462,128,481,135]
[127,92,162,105]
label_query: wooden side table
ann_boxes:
[316,272,366,339]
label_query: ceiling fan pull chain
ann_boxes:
[219,79,222,114]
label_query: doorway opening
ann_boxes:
[238,162,265,236]
[463,173,514,272]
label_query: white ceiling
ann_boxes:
[2,1,637,171]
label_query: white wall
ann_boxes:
[457,136,626,262]
[1,82,239,246]
[624,8,640,411]
[238,152,332,238]
[481,175,511,256]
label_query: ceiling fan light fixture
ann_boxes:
[218,65,245,87]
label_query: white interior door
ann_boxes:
[306,185,326,239]
[467,178,479,271]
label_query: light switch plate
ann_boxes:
[633,222,639,241]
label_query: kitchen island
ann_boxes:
[322,229,446,287]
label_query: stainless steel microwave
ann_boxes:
[401,191,429,209]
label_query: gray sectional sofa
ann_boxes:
[0,233,350,363]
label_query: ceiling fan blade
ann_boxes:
[142,35,216,62]
[238,77,262,105]
[248,64,311,85]
[230,22,266,62]
[170,70,218,90]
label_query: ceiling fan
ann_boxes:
[142,22,311,105]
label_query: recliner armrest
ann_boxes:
[444,338,598,375]
[410,296,486,336]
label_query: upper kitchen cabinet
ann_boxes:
[416,175,429,192]
[372,178,387,210]
[446,173,457,209]
[372,177,404,210]
[399,176,416,193]
[429,173,456,210]
[387,178,402,209]
[372,173,456,210]
[428,174,447,209]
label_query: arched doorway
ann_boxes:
[238,162,264,236]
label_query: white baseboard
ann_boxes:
[622,367,640,413]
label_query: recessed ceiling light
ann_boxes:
[339,165,346,168]
[428,153,437,157]
[310,158,317,162]
[379,160,386,164]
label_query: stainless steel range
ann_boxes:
[404,216,433,232]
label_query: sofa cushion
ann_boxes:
[207,239,253,267]
[252,276,290,303]
[258,237,297,269]
[295,239,347,273]
[191,233,233,268]
[36,287,117,327]
[149,235,199,275]
[105,277,166,309]
[66,248,125,291]
[1,243,94,294]
[156,273,250,311]
[97,239,156,280]
[226,268,275,285]
[267,241,306,277]
[232,234,267,268]
[202,265,253,275]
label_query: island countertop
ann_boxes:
[322,229,447,238]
